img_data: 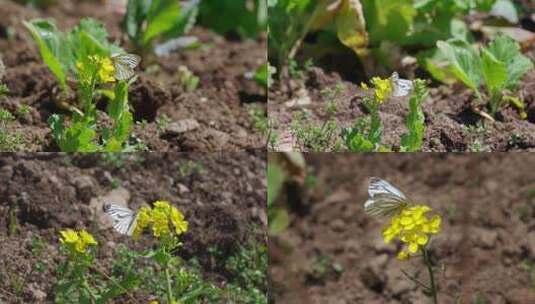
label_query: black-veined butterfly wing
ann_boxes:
[103,203,137,236]
[391,72,413,97]
[111,53,141,81]
[365,177,408,217]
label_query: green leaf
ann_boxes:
[23,20,67,89]
[343,101,383,152]
[267,162,285,207]
[199,0,267,38]
[164,0,200,39]
[437,39,482,96]
[268,207,289,235]
[481,48,507,94]
[335,0,369,57]
[105,81,133,151]
[253,63,269,89]
[485,36,534,90]
[142,0,182,45]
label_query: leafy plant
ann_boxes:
[437,36,533,118]
[24,18,138,152]
[0,108,24,151]
[123,0,200,56]
[268,0,367,77]
[400,79,428,152]
[224,239,268,303]
[343,76,428,152]
[176,65,199,92]
[199,0,267,38]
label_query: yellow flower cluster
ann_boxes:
[59,229,98,253]
[382,205,441,260]
[370,76,392,104]
[132,200,189,239]
[76,55,115,83]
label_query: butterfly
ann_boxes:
[364,177,410,217]
[103,203,138,236]
[390,72,413,97]
[111,53,141,81]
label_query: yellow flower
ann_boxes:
[170,206,188,235]
[133,207,152,239]
[152,208,170,238]
[78,55,116,84]
[60,229,79,245]
[98,56,115,83]
[59,229,97,253]
[130,200,188,239]
[370,76,392,103]
[397,250,410,260]
[381,204,442,260]
[360,82,369,91]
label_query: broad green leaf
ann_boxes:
[267,162,285,207]
[23,20,67,89]
[164,0,200,39]
[481,48,507,93]
[142,0,182,45]
[268,207,290,235]
[417,49,458,85]
[199,0,265,38]
[485,36,533,90]
[335,0,369,57]
[437,39,482,96]
[123,0,148,40]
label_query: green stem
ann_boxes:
[165,262,174,304]
[422,248,437,304]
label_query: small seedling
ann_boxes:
[178,160,204,177]
[156,114,172,134]
[248,105,268,136]
[177,65,199,92]
[0,108,24,151]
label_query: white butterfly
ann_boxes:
[390,72,413,97]
[103,203,137,236]
[111,53,141,81]
[364,177,409,217]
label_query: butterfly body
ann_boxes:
[111,53,141,81]
[390,72,413,97]
[104,203,137,236]
[364,177,410,217]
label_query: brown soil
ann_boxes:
[0,1,267,152]
[0,151,267,302]
[269,153,535,303]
